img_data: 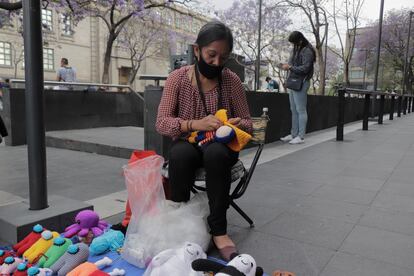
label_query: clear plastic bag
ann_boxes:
[121,155,211,268]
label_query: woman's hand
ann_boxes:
[193,115,223,131]
[227,117,241,126]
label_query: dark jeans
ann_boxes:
[0,115,7,137]
[168,140,238,236]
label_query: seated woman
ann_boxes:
[156,21,252,261]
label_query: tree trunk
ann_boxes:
[316,46,325,95]
[102,32,116,84]
[344,62,350,87]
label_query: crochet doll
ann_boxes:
[192,253,264,276]
[0,256,23,275]
[13,224,44,256]
[0,250,13,265]
[13,262,32,276]
[37,237,72,268]
[143,242,206,276]
[64,210,108,239]
[188,109,251,152]
[67,256,125,276]
[49,243,89,276]
[89,229,124,256]
[23,230,59,263]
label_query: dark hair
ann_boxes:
[61,58,69,65]
[288,31,316,62]
[265,76,271,82]
[196,21,233,52]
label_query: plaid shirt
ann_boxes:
[156,66,252,139]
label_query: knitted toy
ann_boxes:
[188,109,252,152]
[143,242,206,276]
[13,262,32,276]
[13,224,44,256]
[0,256,23,274]
[89,269,126,276]
[0,250,13,265]
[64,210,108,238]
[192,254,264,276]
[26,267,53,276]
[49,243,89,276]
[37,237,72,268]
[89,229,124,256]
[67,256,124,276]
[23,230,60,263]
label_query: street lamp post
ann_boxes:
[362,49,368,89]
[373,0,385,91]
[255,0,263,91]
[403,11,413,94]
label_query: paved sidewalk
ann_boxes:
[1,114,414,275]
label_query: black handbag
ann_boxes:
[286,71,306,91]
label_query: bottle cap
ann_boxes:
[262,107,268,112]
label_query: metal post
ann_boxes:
[412,96,414,112]
[389,95,395,120]
[378,94,385,124]
[403,12,413,94]
[373,0,385,91]
[363,93,370,130]
[336,89,345,141]
[408,97,412,113]
[23,0,48,210]
[255,0,263,91]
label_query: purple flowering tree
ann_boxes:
[0,0,195,84]
[219,0,292,90]
[118,12,166,85]
[356,8,414,92]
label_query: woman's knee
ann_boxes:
[203,143,233,167]
[169,141,200,168]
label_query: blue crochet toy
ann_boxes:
[89,229,124,256]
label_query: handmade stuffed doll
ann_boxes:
[26,267,53,276]
[143,242,206,276]
[89,268,126,276]
[13,224,44,256]
[0,250,13,265]
[0,256,23,275]
[37,237,72,268]
[89,229,124,256]
[67,256,124,276]
[192,254,264,276]
[188,109,252,152]
[64,210,108,238]
[12,262,32,276]
[23,230,60,263]
[49,243,89,276]
[272,271,295,276]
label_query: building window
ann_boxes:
[43,48,54,70]
[164,10,172,26]
[175,14,181,29]
[42,9,53,30]
[350,69,364,79]
[0,42,11,66]
[60,14,73,35]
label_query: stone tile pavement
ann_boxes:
[1,114,414,275]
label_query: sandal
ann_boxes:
[272,271,295,276]
[211,239,239,262]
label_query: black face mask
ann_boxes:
[196,53,224,79]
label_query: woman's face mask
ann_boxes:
[196,54,224,79]
[195,40,230,79]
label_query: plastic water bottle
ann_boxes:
[261,107,269,121]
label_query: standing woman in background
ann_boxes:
[280,31,315,144]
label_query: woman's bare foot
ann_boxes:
[213,234,235,249]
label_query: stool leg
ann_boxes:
[230,200,254,228]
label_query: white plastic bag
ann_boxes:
[121,155,211,268]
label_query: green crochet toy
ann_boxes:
[37,237,72,268]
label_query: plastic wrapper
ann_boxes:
[121,155,210,268]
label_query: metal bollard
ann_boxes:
[378,94,385,124]
[398,96,402,117]
[336,89,345,141]
[389,95,395,120]
[363,93,370,130]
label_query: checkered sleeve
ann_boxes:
[229,72,253,134]
[156,69,185,138]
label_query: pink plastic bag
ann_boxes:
[123,155,165,220]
